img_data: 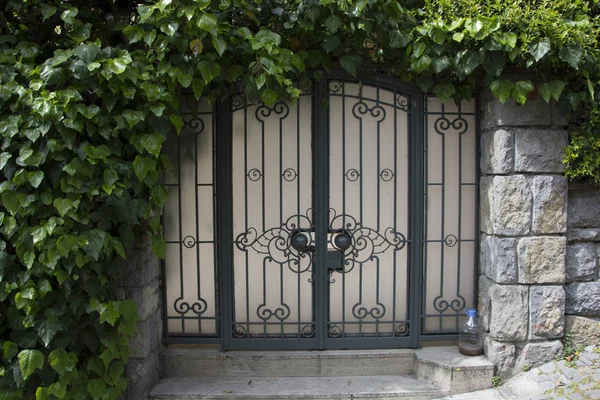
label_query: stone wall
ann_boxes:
[478,92,569,377]
[118,235,162,400]
[565,182,600,348]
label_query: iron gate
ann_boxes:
[162,74,478,349]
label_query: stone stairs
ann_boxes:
[150,346,494,399]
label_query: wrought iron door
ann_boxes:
[220,75,422,350]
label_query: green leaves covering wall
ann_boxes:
[1,0,600,398]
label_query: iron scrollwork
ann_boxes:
[328,211,407,272]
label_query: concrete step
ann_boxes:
[157,346,495,397]
[150,375,449,399]
[161,347,416,378]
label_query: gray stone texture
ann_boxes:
[489,284,528,341]
[567,228,600,242]
[481,235,517,283]
[480,129,513,174]
[483,336,516,377]
[531,175,568,234]
[481,97,552,130]
[477,276,492,333]
[517,236,566,284]
[480,175,532,235]
[565,316,600,348]
[515,341,563,372]
[566,243,597,282]
[529,286,565,339]
[120,236,162,400]
[126,351,159,400]
[514,129,567,173]
[568,189,600,229]
[565,282,600,316]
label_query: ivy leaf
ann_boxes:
[74,43,101,63]
[452,32,464,43]
[587,78,595,101]
[0,152,11,169]
[122,110,145,128]
[3,341,18,360]
[528,39,551,62]
[160,21,179,36]
[433,83,456,103]
[140,133,163,157]
[23,251,35,269]
[53,198,74,217]
[170,115,184,135]
[41,5,57,21]
[87,379,106,400]
[107,58,127,74]
[212,37,227,56]
[49,381,66,398]
[57,234,79,257]
[192,79,205,100]
[190,39,203,55]
[512,80,534,105]
[483,51,506,77]
[411,55,431,73]
[490,80,514,104]
[340,54,363,76]
[152,236,166,259]
[324,15,342,32]
[61,7,78,24]
[49,349,75,376]
[197,14,217,32]
[504,32,517,48]
[539,80,565,102]
[197,60,220,83]
[559,44,582,69]
[432,56,451,73]
[26,171,44,188]
[133,156,154,181]
[322,35,341,53]
[389,31,410,49]
[261,89,277,106]
[82,229,107,260]
[36,317,63,347]
[17,350,44,380]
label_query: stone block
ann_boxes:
[514,129,567,173]
[480,175,532,235]
[568,189,600,229]
[517,237,566,284]
[551,100,571,127]
[566,243,597,282]
[529,286,565,339]
[118,278,161,321]
[477,276,493,332]
[515,341,563,372]
[565,282,600,316]
[122,242,161,288]
[481,97,552,130]
[531,176,567,234]
[481,129,513,174]
[129,311,160,359]
[126,351,159,400]
[481,235,517,283]
[489,284,528,341]
[484,336,516,377]
[565,316,600,347]
[567,229,600,242]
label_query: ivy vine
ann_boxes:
[1,0,599,398]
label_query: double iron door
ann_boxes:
[221,76,423,349]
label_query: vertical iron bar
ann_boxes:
[456,102,463,331]
[216,98,233,350]
[314,77,329,349]
[211,107,220,337]
[341,82,346,338]
[195,114,202,334]
[297,97,302,337]
[178,127,185,333]
[244,103,250,335]
[439,102,446,331]
[393,90,398,334]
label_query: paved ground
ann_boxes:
[438,346,600,400]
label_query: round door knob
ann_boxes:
[291,232,309,251]
[334,232,351,251]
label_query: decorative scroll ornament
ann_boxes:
[434,116,468,135]
[395,322,409,337]
[328,212,407,272]
[433,295,466,313]
[352,301,386,320]
[234,211,314,274]
[174,297,207,315]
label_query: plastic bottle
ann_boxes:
[458,308,483,356]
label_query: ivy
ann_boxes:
[1,0,600,398]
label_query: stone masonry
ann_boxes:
[118,235,162,400]
[479,92,569,377]
[565,182,600,348]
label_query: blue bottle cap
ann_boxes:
[465,308,477,317]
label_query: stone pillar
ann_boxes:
[565,183,600,347]
[479,92,568,376]
[118,235,162,400]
